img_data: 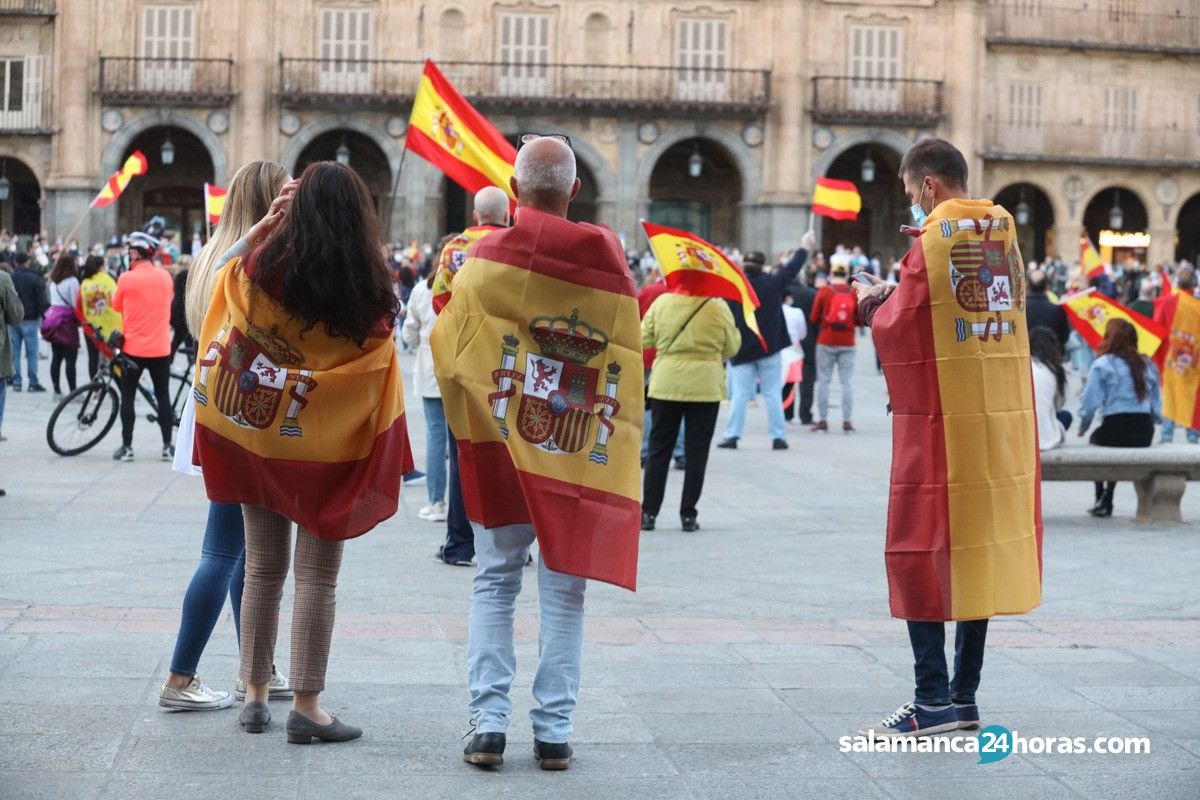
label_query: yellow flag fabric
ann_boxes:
[430,224,502,314]
[1158,291,1200,430]
[1062,288,1167,361]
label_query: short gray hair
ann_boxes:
[514,137,576,201]
[473,185,509,223]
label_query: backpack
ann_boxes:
[823,285,857,332]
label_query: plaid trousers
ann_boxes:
[238,505,344,693]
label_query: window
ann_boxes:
[140,4,195,92]
[1102,87,1137,157]
[848,25,901,113]
[438,8,468,62]
[0,56,44,130]
[675,18,727,102]
[497,12,551,96]
[1012,0,1043,16]
[583,12,611,64]
[1106,0,1136,22]
[1006,81,1043,151]
[319,7,372,93]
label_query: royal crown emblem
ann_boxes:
[948,216,1024,343]
[432,107,464,156]
[489,309,622,462]
[1168,330,1197,377]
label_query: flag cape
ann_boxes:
[193,255,413,539]
[431,207,643,590]
[1159,265,1176,297]
[406,59,516,199]
[1156,291,1200,431]
[92,151,148,208]
[872,199,1042,622]
[812,177,862,222]
[642,221,766,352]
[204,183,227,225]
[1062,288,1168,366]
[1081,235,1105,279]
[431,224,503,314]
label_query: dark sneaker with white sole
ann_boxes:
[463,732,506,767]
[534,739,573,770]
[856,702,960,738]
[954,702,982,731]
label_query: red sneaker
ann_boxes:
[810,420,828,433]
[843,421,856,433]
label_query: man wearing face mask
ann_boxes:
[850,138,1043,740]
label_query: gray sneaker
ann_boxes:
[235,668,293,700]
[158,676,233,710]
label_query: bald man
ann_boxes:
[432,135,642,771]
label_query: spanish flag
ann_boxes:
[406,60,516,200]
[642,221,766,352]
[812,177,862,222]
[1062,288,1168,365]
[193,254,413,540]
[872,199,1042,621]
[431,224,503,314]
[204,183,227,225]
[431,208,643,590]
[1154,290,1200,431]
[1081,235,1106,279]
[1159,265,1176,297]
[92,151,149,208]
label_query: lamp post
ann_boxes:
[860,151,876,184]
[687,144,703,178]
[1109,189,1124,230]
[1014,186,1031,226]
[335,136,351,166]
[160,130,175,166]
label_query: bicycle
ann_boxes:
[45,335,193,457]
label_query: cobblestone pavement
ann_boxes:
[1,340,1198,799]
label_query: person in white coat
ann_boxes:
[1030,326,1070,450]
[402,267,448,521]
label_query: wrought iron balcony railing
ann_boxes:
[0,0,56,15]
[98,57,235,107]
[983,120,1200,167]
[810,76,943,127]
[278,58,771,116]
[987,1,1200,54]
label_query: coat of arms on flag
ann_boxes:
[947,218,1024,343]
[488,310,622,463]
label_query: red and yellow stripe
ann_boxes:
[1155,291,1200,431]
[1081,235,1106,279]
[92,151,149,208]
[1062,288,1167,365]
[204,183,227,225]
[431,224,502,314]
[812,177,862,222]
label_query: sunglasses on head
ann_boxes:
[518,133,572,149]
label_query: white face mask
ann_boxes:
[910,181,929,227]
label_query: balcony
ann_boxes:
[810,76,943,127]
[278,58,771,116]
[987,1,1200,55]
[982,120,1200,167]
[98,57,235,107]
[0,0,56,15]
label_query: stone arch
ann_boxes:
[811,129,911,185]
[985,175,1070,228]
[0,150,47,191]
[100,111,228,185]
[280,117,401,188]
[637,124,762,203]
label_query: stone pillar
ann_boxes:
[612,120,641,242]
[235,1,272,165]
[1148,226,1178,267]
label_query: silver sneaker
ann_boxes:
[158,676,233,710]
[235,668,293,700]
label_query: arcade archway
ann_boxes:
[0,156,41,235]
[994,182,1055,263]
[117,125,213,241]
[1082,186,1149,266]
[295,129,393,223]
[648,137,742,244]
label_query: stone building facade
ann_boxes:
[1,0,1198,265]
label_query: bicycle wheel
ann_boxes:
[46,382,121,456]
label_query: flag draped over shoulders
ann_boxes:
[431,224,503,314]
[1156,291,1200,431]
[431,207,643,590]
[193,255,413,540]
[871,199,1043,622]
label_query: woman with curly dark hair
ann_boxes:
[1076,318,1161,517]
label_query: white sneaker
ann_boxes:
[234,668,293,700]
[418,501,448,522]
[158,676,233,710]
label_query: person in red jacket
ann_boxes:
[809,259,860,432]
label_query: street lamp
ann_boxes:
[161,130,175,166]
[0,159,10,203]
[335,136,351,166]
[1014,186,1030,226]
[861,151,876,183]
[1109,190,1124,230]
[687,144,703,178]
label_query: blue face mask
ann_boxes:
[910,203,927,228]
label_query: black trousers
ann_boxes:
[50,343,79,393]
[1089,412,1154,505]
[642,399,719,519]
[798,357,816,423]
[118,354,173,447]
[84,338,101,379]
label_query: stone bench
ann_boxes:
[1040,445,1200,523]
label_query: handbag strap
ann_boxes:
[659,297,711,356]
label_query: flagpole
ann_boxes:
[385,145,409,243]
[60,200,97,247]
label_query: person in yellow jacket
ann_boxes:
[640,290,740,532]
[74,255,123,378]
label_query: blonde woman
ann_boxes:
[158,161,296,712]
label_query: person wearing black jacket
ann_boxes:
[717,231,814,450]
[786,278,819,424]
[7,252,48,391]
[1025,269,1070,355]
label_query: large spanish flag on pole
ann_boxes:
[92,151,149,208]
[406,60,516,199]
[812,177,862,221]
[1081,235,1106,279]
[872,199,1042,621]
[1155,290,1200,430]
[431,208,643,590]
[1062,287,1168,366]
[642,221,766,352]
[193,254,413,539]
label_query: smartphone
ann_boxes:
[852,272,874,286]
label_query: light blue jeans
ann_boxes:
[816,344,856,422]
[0,377,6,436]
[8,320,40,388]
[422,397,448,504]
[1160,419,1200,443]
[723,351,786,441]
[467,521,587,743]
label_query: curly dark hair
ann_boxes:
[251,162,397,347]
[1097,318,1149,401]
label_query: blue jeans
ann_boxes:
[0,377,6,436]
[908,620,989,707]
[723,352,786,441]
[816,344,856,422]
[442,430,474,562]
[468,521,587,743]
[1160,419,1200,443]
[8,320,41,388]
[422,397,448,504]
[169,501,246,677]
